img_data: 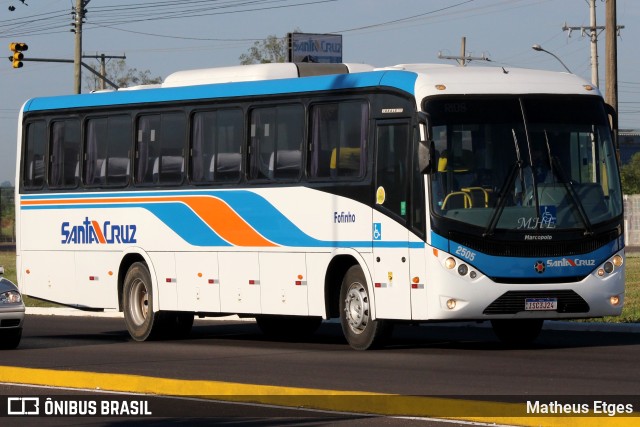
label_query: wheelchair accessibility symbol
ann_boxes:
[373,223,382,240]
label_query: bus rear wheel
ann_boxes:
[339,265,392,350]
[491,319,544,346]
[123,262,162,341]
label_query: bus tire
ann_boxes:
[339,265,392,350]
[491,319,544,346]
[255,315,322,341]
[123,262,162,341]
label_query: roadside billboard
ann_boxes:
[287,33,343,63]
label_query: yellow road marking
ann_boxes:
[0,366,637,427]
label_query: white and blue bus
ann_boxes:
[15,62,625,349]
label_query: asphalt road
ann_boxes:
[2,314,640,426]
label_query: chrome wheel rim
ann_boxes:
[344,281,369,335]
[129,278,149,326]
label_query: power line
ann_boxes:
[0,0,340,39]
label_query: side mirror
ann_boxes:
[417,112,434,174]
[418,139,435,174]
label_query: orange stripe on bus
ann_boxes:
[181,197,275,247]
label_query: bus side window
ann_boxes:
[49,119,80,189]
[191,109,243,184]
[309,101,368,180]
[23,121,46,190]
[250,105,303,181]
[85,116,132,187]
[136,113,185,185]
[104,116,132,186]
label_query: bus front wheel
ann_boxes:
[339,265,392,350]
[123,262,162,341]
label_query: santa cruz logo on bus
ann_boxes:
[545,258,596,268]
[534,261,546,274]
[61,217,137,244]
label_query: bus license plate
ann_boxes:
[525,298,557,311]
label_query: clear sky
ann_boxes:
[1,0,639,185]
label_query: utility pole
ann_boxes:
[460,36,466,67]
[438,36,489,66]
[72,0,90,94]
[82,53,126,90]
[605,0,618,115]
[563,0,623,88]
[589,0,599,87]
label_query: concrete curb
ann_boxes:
[24,307,640,333]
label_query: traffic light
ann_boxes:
[9,42,28,68]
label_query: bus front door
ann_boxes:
[372,120,412,320]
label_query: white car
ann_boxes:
[0,266,24,349]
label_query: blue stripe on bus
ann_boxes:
[430,231,449,252]
[22,191,425,249]
[23,71,418,112]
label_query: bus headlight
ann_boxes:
[612,255,623,267]
[457,264,468,276]
[445,257,456,269]
[596,253,624,279]
[603,262,614,274]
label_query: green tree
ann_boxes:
[239,34,287,65]
[620,152,640,194]
[84,59,162,91]
[239,30,301,65]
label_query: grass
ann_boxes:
[0,250,63,307]
[1,251,639,321]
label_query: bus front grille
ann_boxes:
[483,290,590,315]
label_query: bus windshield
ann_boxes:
[426,95,623,233]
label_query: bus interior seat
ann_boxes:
[85,158,105,185]
[209,152,241,181]
[73,161,80,186]
[268,150,301,179]
[152,155,184,183]
[101,157,130,185]
[329,147,361,177]
[28,156,45,187]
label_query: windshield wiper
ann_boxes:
[484,159,523,237]
[484,128,524,237]
[549,156,593,235]
[541,130,593,235]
